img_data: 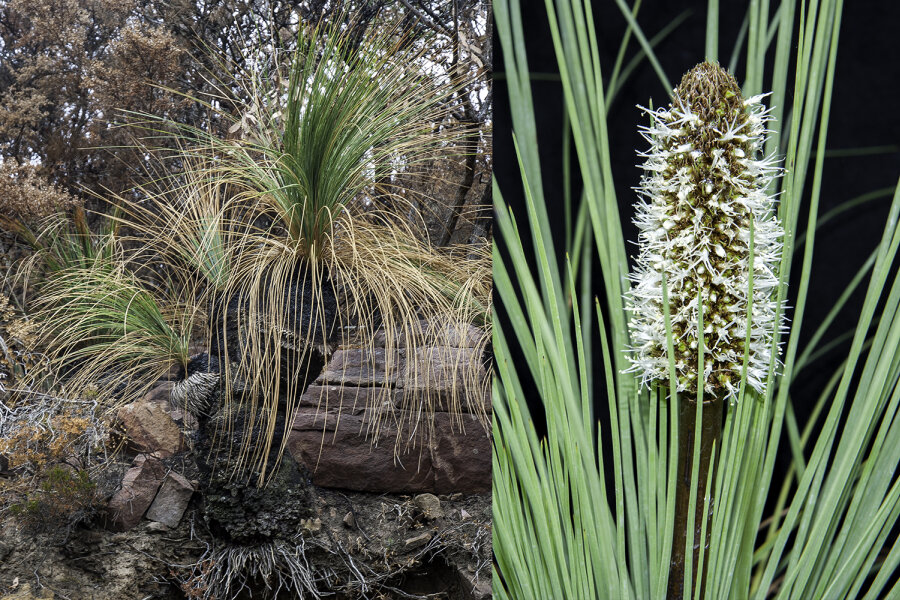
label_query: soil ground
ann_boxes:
[0,481,490,599]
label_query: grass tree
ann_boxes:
[122,14,492,481]
[493,0,900,598]
[2,206,120,278]
[30,237,198,402]
[0,205,196,401]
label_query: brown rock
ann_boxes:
[117,398,185,458]
[298,384,399,411]
[143,381,174,405]
[143,381,198,431]
[316,348,404,387]
[374,320,486,349]
[145,472,194,528]
[431,414,491,494]
[413,493,443,520]
[289,405,431,492]
[288,406,490,494]
[402,347,490,415]
[107,455,166,531]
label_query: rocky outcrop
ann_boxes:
[107,455,166,531]
[290,398,490,494]
[116,383,186,458]
[145,472,195,528]
[287,328,491,494]
[90,313,491,596]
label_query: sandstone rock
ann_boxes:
[402,346,490,414]
[430,415,491,494]
[316,348,404,387]
[288,407,490,494]
[298,384,399,411]
[289,405,431,492]
[413,493,443,520]
[373,320,486,349]
[107,455,166,531]
[145,472,194,528]
[117,397,185,458]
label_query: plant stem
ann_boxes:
[668,394,723,600]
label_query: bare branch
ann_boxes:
[397,0,452,37]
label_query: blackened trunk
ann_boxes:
[668,395,723,600]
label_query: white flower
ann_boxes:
[626,62,786,402]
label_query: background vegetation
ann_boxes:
[0,0,491,243]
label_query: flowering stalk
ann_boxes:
[626,62,785,598]
[628,62,783,401]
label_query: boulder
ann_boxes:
[288,406,490,494]
[402,346,490,414]
[429,414,491,494]
[145,472,194,528]
[373,319,486,349]
[107,455,166,531]
[316,348,404,387]
[117,395,185,458]
[293,338,491,494]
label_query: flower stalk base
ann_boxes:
[668,395,724,600]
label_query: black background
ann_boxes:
[494,1,900,494]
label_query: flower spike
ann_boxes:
[626,62,786,402]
